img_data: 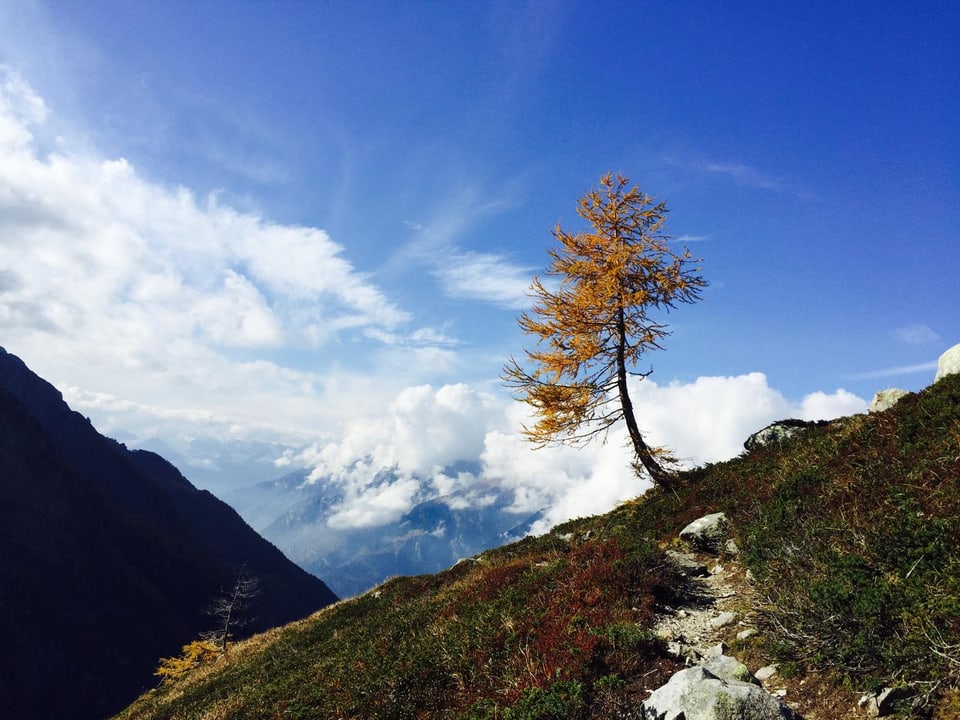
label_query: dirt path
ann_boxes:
[652,549,865,719]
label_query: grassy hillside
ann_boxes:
[116,373,960,719]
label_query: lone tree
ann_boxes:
[202,567,262,653]
[503,173,706,488]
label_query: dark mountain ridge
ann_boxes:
[0,347,337,720]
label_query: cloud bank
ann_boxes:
[281,374,867,534]
[0,66,426,439]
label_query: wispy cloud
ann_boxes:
[847,361,939,380]
[895,324,940,345]
[703,161,782,191]
[664,153,818,201]
[363,326,461,348]
[432,251,534,309]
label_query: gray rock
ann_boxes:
[667,641,701,664]
[680,513,729,553]
[703,653,759,685]
[736,628,758,641]
[869,388,910,413]
[666,549,710,577]
[709,611,737,629]
[704,643,727,658]
[755,665,779,682]
[862,686,913,717]
[744,419,826,452]
[642,666,799,720]
[936,342,960,382]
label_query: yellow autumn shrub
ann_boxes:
[154,639,220,684]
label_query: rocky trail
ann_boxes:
[641,513,877,720]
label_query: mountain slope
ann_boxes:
[0,348,338,720]
[114,372,960,718]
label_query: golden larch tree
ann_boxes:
[503,173,706,488]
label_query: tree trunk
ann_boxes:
[616,306,672,488]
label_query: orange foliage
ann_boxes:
[504,173,705,486]
[154,639,220,684]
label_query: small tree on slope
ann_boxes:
[503,173,706,488]
[202,567,262,653]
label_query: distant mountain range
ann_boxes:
[0,347,337,720]
[225,468,543,598]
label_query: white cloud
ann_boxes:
[895,323,940,345]
[326,475,424,530]
[433,250,534,309]
[799,388,867,420]
[0,67,422,443]
[281,373,867,533]
[0,66,47,148]
[502,373,867,533]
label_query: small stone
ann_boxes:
[736,628,758,641]
[725,538,741,555]
[710,563,724,575]
[665,550,709,577]
[705,643,727,658]
[666,641,699,664]
[755,665,779,682]
[710,611,737,629]
[867,686,913,717]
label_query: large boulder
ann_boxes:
[642,666,799,720]
[935,343,960,382]
[869,388,911,413]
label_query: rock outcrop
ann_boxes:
[869,388,910,413]
[935,342,960,382]
[744,419,827,452]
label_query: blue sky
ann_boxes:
[0,1,957,528]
